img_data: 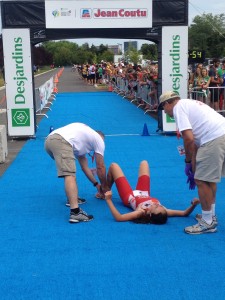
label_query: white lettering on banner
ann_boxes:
[93,8,147,18]
[12,37,28,104]
[169,35,183,94]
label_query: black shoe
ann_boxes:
[65,197,86,207]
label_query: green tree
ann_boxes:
[123,43,141,65]
[128,49,142,65]
[98,44,108,55]
[33,45,53,65]
[140,43,157,61]
[80,43,90,51]
[189,13,225,58]
[54,46,72,66]
[43,40,92,65]
[43,41,75,65]
[98,50,114,63]
[90,44,98,54]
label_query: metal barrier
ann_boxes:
[93,71,225,117]
[108,74,225,116]
[112,76,127,96]
[189,86,225,114]
[111,75,157,113]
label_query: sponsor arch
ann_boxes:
[0,0,188,135]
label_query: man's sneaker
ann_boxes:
[69,209,93,223]
[184,219,217,235]
[65,197,86,207]
[195,214,218,226]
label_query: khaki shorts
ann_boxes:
[195,134,225,182]
[45,134,76,177]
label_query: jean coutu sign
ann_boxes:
[45,0,152,29]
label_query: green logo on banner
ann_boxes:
[12,109,30,127]
[166,114,175,123]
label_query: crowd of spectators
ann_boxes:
[77,61,159,112]
[188,58,225,111]
[76,57,225,113]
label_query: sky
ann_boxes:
[0,0,224,49]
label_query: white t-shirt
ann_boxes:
[173,99,225,146]
[50,123,105,157]
[89,65,96,75]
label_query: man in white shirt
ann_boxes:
[158,91,225,234]
[45,122,109,223]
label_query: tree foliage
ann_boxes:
[189,13,225,58]
[125,48,142,65]
[98,50,114,63]
[33,45,53,66]
[140,43,158,61]
[122,43,141,65]
[40,40,113,65]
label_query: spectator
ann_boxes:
[147,71,158,110]
[198,67,211,103]
[190,67,202,100]
[89,63,96,85]
[208,58,222,110]
[218,59,225,109]
[96,64,103,84]
[81,64,88,82]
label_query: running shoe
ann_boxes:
[195,214,218,226]
[69,209,93,223]
[184,219,217,234]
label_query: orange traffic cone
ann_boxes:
[54,75,59,84]
[108,83,113,92]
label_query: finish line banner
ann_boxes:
[2,28,35,137]
[45,0,152,29]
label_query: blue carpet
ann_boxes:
[1,92,225,299]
